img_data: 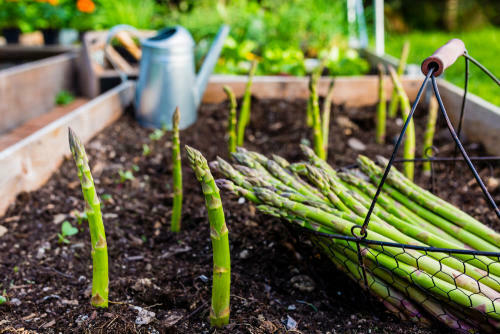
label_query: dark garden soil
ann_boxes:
[1,97,499,333]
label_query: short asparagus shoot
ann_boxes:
[321,79,335,159]
[185,145,230,327]
[237,60,257,146]
[388,66,415,180]
[388,41,410,118]
[422,96,438,175]
[376,64,387,144]
[171,107,183,232]
[223,85,238,154]
[68,128,109,308]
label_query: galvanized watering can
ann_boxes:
[107,25,229,129]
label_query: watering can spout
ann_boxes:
[194,25,230,108]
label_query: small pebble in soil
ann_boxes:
[78,275,86,283]
[75,314,88,326]
[290,275,316,292]
[0,225,7,237]
[239,249,250,259]
[238,197,246,204]
[285,315,297,330]
[131,305,156,325]
[198,275,209,283]
[347,137,367,151]
[10,298,21,306]
[287,304,296,311]
[488,177,499,191]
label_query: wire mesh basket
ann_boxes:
[287,40,500,332]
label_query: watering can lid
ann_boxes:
[141,25,194,49]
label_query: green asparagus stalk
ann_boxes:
[368,155,500,249]
[223,85,238,154]
[376,64,386,144]
[359,160,500,253]
[236,60,257,146]
[171,108,183,232]
[388,41,410,118]
[216,179,261,204]
[388,66,415,180]
[300,144,336,177]
[322,79,335,159]
[186,146,230,327]
[422,96,438,175]
[68,128,108,308]
[309,74,325,160]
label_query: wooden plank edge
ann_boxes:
[436,79,500,155]
[203,75,422,106]
[0,81,135,216]
[0,52,77,78]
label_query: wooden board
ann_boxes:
[0,81,134,215]
[202,75,422,106]
[0,52,77,135]
[437,79,500,155]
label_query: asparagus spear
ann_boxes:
[422,96,438,175]
[363,155,500,249]
[68,128,108,308]
[171,108,183,232]
[236,60,257,146]
[300,144,336,177]
[376,64,386,144]
[223,85,238,154]
[186,146,230,327]
[309,74,325,160]
[388,41,410,118]
[322,79,335,159]
[388,65,415,180]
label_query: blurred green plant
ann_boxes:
[386,28,500,106]
[55,90,75,106]
[29,0,72,30]
[92,0,164,29]
[171,0,369,76]
[0,0,29,31]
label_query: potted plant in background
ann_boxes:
[0,0,29,44]
[30,0,71,45]
[70,0,97,40]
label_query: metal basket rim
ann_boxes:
[297,225,500,257]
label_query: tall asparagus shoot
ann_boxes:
[185,146,230,327]
[388,66,415,180]
[171,107,183,232]
[68,128,108,308]
[223,85,238,154]
[307,59,327,127]
[321,79,335,159]
[376,64,387,144]
[309,73,325,160]
[422,96,438,175]
[236,60,257,146]
[388,41,410,118]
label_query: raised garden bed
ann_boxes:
[0,76,498,333]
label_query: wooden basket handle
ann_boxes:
[421,39,466,76]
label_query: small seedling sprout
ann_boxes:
[58,221,79,244]
[388,41,410,118]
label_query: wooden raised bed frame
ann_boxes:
[1,73,498,216]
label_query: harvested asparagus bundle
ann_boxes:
[68,128,109,308]
[210,146,500,331]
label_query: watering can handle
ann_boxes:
[105,24,143,83]
[421,39,466,77]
